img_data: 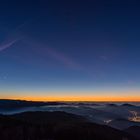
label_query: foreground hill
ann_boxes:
[0,111,137,140]
[124,126,140,139]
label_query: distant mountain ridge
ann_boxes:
[0,99,66,110]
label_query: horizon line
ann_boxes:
[1,98,140,102]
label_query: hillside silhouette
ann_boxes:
[0,111,137,140]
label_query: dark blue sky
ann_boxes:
[0,0,140,100]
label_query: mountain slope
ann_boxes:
[0,111,137,140]
[124,126,140,139]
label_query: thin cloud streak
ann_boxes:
[0,38,20,52]
[26,40,82,70]
[0,21,29,52]
[45,47,81,69]
[25,40,105,81]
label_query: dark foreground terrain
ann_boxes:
[0,111,137,140]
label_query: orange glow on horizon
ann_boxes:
[1,91,140,102]
[3,95,140,102]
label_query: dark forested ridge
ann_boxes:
[0,111,137,140]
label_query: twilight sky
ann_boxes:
[0,0,140,101]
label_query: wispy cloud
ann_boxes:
[44,47,81,69]
[26,40,82,70]
[24,40,107,80]
[0,38,21,52]
[0,22,29,52]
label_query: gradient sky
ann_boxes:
[0,0,140,101]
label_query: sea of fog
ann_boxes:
[0,102,140,130]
